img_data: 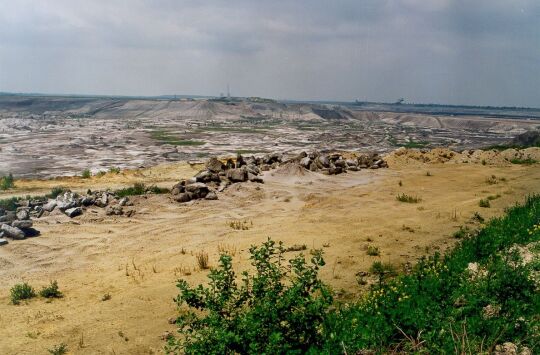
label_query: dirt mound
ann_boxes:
[272,161,311,177]
[386,147,540,166]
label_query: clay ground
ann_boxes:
[1,160,540,354]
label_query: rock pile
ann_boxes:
[171,154,271,203]
[172,151,388,203]
[293,151,387,174]
[0,207,40,244]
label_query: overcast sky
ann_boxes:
[0,0,539,106]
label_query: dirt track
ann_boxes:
[1,156,540,354]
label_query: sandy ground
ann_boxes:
[1,159,540,354]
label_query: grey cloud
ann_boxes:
[0,0,538,106]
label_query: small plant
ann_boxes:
[109,167,121,174]
[81,169,92,178]
[101,293,112,301]
[0,173,15,190]
[116,182,146,197]
[39,281,63,299]
[196,251,209,270]
[396,193,421,203]
[472,212,485,223]
[96,171,106,177]
[366,245,380,256]
[217,243,237,256]
[10,282,36,305]
[369,261,396,286]
[453,226,473,239]
[228,219,252,230]
[48,187,68,199]
[147,185,170,194]
[487,194,501,201]
[398,180,403,187]
[47,343,68,355]
[481,159,487,165]
[479,199,491,208]
[425,171,432,176]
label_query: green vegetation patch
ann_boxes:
[10,283,36,305]
[115,183,169,198]
[151,130,205,146]
[168,195,540,353]
[510,158,537,165]
[0,173,15,190]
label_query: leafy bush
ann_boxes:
[39,281,63,298]
[48,187,68,199]
[81,169,92,179]
[167,239,333,354]
[396,193,421,203]
[10,283,36,305]
[0,173,15,190]
[0,196,20,211]
[109,167,121,174]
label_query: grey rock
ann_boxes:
[105,205,123,216]
[204,191,218,200]
[65,207,83,218]
[81,196,95,206]
[43,200,57,212]
[1,224,25,240]
[12,219,33,229]
[185,183,210,198]
[195,170,220,183]
[0,238,8,246]
[300,157,312,168]
[248,173,264,183]
[316,155,330,169]
[227,168,247,182]
[16,209,30,220]
[334,159,347,168]
[174,192,192,203]
[0,212,17,223]
[119,197,130,206]
[345,159,358,167]
[22,228,40,238]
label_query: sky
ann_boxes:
[0,0,539,106]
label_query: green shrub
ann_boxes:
[10,283,36,305]
[166,239,333,354]
[39,281,63,299]
[81,169,91,178]
[479,198,491,208]
[147,185,170,194]
[396,193,421,203]
[116,183,146,197]
[0,173,15,190]
[48,187,68,199]
[0,196,20,211]
[109,167,121,174]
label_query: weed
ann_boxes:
[425,171,432,177]
[228,219,252,230]
[101,293,112,301]
[81,169,91,179]
[47,343,68,355]
[479,199,491,208]
[367,245,380,256]
[217,243,237,256]
[396,193,421,203]
[452,226,473,239]
[398,180,403,187]
[0,173,15,190]
[39,281,63,299]
[285,244,307,252]
[481,159,486,165]
[402,225,415,233]
[109,167,121,174]
[369,261,396,286]
[48,187,68,199]
[10,282,36,305]
[196,251,209,270]
[96,171,106,177]
[472,212,485,223]
[487,194,501,201]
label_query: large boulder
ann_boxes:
[204,191,218,200]
[227,168,248,182]
[0,211,17,224]
[12,219,33,229]
[1,224,25,240]
[235,154,246,168]
[300,157,312,168]
[16,209,30,221]
[65,207,83,218]
[316,155,330,169]
[194,170,220,183]
[42,200,57,212]
[185,183,210,199]
[206,157,225,173]
[174,192,192,203]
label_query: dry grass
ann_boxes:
[196,251,209,270]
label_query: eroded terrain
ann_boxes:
[2,95,539,178]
